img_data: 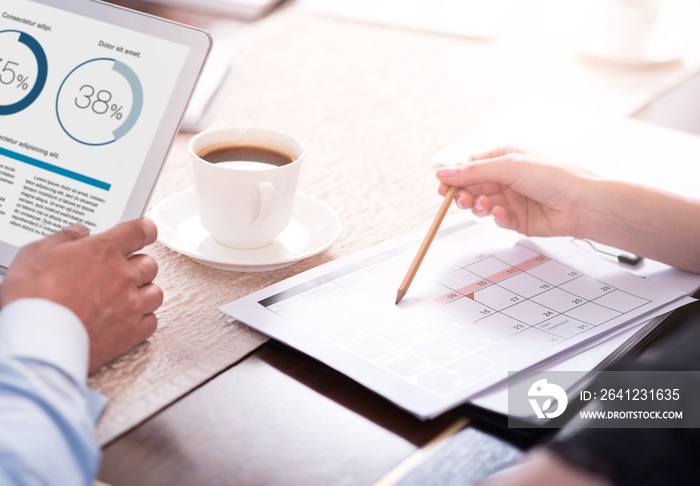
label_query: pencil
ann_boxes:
[395,184,459,304]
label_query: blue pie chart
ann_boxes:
[56,58,143,146]
[0,30,48,115]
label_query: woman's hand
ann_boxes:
[437,146,600,239]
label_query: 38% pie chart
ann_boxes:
[0,30,48,115]
[56,58,143,146]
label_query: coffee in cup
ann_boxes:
[189,127,305,249]
[197,144,295,168]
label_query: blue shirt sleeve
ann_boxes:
[0,298,107,486]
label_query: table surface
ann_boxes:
[96,1,700,485]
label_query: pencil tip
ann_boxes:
[395,289,406,305]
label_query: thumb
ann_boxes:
[62,223,90,237]
[33,224,90,248]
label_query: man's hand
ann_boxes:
[0,218,163,373]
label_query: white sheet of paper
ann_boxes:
[221,219,691,419]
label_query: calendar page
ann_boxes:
[221,219,691,419]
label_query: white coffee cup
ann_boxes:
[189,127,304,249]
[601,0,659,59]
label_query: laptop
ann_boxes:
[136,0,284,20]
[0,0,211,273]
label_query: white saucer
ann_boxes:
[575,35,682,65]
[149,190,341,272]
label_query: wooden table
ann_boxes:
[97,1,700,484]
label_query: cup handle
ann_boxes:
[250,182,275,237]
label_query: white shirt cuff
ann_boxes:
[0,298,89,384]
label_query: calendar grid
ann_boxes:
[223,220,686,418]
[264,242,652,399]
